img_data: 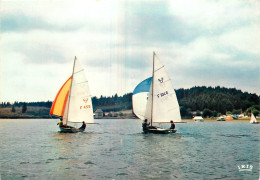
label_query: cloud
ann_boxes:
[169,0,260,31]
[1,13,82,32]
[1,0,260,102]
[121,1,200,45]
[120,0,260,47]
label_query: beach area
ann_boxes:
[183,118,259,122]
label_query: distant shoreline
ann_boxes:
[183,118,253,122]
[0,118,257,122]
[0,117,53,119]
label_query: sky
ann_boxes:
[0,0,259,103]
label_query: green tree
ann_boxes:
[247,106,258,115]
[11,105,16,112]
[186,108,192,118]
[252,109,260,117]
[180,107,187,117]
[226,111,232,115]
[195,111,201,116]
[22,103,27,113]
[203,109,213,118]
[232,109,241,115]
[251,105,260,111]
[212,111,218,117]
[226,100,234,111]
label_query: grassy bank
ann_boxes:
[0,106,52,119]
[0,107,137,119]
[1,106,258,121]
[183,117,259,122]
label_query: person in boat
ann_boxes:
[170,120,175,130]
[142,119,150,132]
[79,121,86,130]
[57,118,65,127]
[57,117,74,129]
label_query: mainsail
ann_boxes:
[151,53,181,123]
[50,57,94,125]
[250,113,257,124]
[67,58,94,123]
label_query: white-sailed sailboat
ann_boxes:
[250,113,259,124]
[50,57,94,133]
[133,52,183,134]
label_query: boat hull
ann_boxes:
[144,128,177,134]
[250,122,260,124]
[59,127,85,133]
[195,120,204,122]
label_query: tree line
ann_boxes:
[92,93,133,112]
[1,86,259,118]
[1,101,52,108]
[176,86,259,118]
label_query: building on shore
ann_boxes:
[94,109,103,119]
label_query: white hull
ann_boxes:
[195,120,204,122]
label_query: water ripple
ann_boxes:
[0,119,259,179]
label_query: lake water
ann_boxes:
[0,119,259,180]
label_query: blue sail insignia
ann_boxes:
[133,77,152,95]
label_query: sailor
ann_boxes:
[142,119,150,132]
[170,120,175,129]
[57,118,64,127]
[79,121,86,130]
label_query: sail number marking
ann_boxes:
[157,91,168,98]
[80,105,91,109]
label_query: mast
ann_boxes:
[65,56,77,126]
[151,52,155,126]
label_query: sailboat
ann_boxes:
[133,52,183,134]
[50,57,94,133]
[250,113,259,124]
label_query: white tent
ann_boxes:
[193,116,204,122]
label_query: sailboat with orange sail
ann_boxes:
[50,57,94,133]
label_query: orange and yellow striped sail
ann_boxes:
[50,76,72,117]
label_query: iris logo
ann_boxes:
[158,77,163,83]
[237,164,253,172]
[83,98,88,103]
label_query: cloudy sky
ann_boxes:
[1,0,259,103]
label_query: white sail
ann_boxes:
[63,94,70,125]
[67,58,94,123]
[250,113,257,124]
[152,54,181,123]
[132,93,148,120]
